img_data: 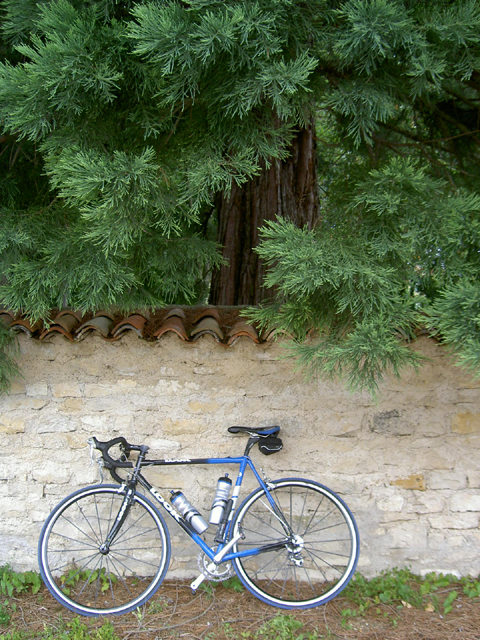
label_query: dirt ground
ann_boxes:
[5,578,480,640]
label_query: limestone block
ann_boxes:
[468,470,480,488]
[1,397,48,411]
[52,383,82,398]
[405,492,445,514]
[156,380,183,394]
[429,513,479,529]
[58,398,84,413]
[451,412,480,434]
[81,414,108,428]
[160,419,202,435]
[26,383,49,397]
[417,421,448,437]
[369,410,414,436]
[390,474,426,491]
[0,416,25,434]
[321,411,364,437]
[84,397,128,412]
[428,470,468,490]
[32,467,71,484]
[0,497,25,517]
[377,494,405,512]
[8,381,26,395]
[389,522,428,549]
[37,416,77,433]
[116,379,138,391]
[7,483,43,499]
[84,384,115,397]
[147,438,181,453]
[450,491,480,512]
[188,400,221,413]
[65,433,91,449]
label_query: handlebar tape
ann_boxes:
[91,436,134,469]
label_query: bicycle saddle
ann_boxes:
[228,426,280,436]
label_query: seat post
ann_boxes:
[244,436,259,456]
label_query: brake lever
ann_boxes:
[87,437,105,482]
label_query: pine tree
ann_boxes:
[1,0,480,394]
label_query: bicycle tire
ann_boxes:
[38,484,171,616]
[231,478,359,609]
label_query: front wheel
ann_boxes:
[38,484,171,616]
[231,478,359,609]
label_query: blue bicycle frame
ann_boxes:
[133,454,289,569]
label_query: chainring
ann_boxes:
[197,552,234,582]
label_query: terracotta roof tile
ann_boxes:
[190,317,224,342]
[10,317,42,337]
[0,311,14,328]
[193,307,222,323]
[1,307,274,347]
[39,311,81,341]
[153,316,188,341]
[76,315,115,341]
[111,314,147,339]
[165,308,187,320]
[227,320,260,346]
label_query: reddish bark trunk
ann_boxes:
[209,122,319,305]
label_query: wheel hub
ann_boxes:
[286,534,304,566]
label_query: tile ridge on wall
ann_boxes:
[0,307,287,347]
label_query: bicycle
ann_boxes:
[38,426,360,616]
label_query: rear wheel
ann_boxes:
[38,484,170,616]
[231,478,359,609]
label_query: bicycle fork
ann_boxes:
[99,486,136,554]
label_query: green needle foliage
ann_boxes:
[1,0,480,395]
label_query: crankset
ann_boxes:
[197,552,234,582]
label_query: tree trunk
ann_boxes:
[209,121,320,305]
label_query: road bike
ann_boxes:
[38,426,359,616]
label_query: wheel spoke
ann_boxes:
[39,486,170,615]
[232,480,358,608]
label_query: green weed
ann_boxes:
[0,566,41,598]
[341,568,479,626]
[221,576,244,593]
[60,567,115,596]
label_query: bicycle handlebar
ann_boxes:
[89,436,148,470]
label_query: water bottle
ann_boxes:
[170,491,209,534]
[209,475,232,525]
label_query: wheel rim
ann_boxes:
[40,487,169,615]
[232,480,358,608]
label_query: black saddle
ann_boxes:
[228,426,280,437]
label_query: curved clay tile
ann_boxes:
[112,314,147,339]
[10,317,42,337]
[0,311,14,328]
[227,320,260,346]
[39,312,80,341]
[153,316,188,341]
[165,308,187,320]
[190,317,224,342]
[57,309,84,322]
[192,307,222,324]
[261,327,294,342]
[75,315,115,341]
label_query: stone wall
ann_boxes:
[1,333,479,579]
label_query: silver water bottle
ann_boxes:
[170,491,209,534]
[209,475,232,525]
